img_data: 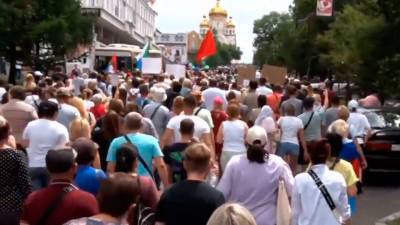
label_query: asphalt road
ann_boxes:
[353,174,400,225]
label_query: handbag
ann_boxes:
[277,180,291,225]
[134,176,156,225]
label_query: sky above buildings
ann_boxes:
[154,0,293,63]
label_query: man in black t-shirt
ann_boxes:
[163,118,196,183]
[155,143,225,225]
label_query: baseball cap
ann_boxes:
[246,126,268,146]
[348,100,359,110]
[46,148,77,174]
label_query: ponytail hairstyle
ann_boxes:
[115,144,138,173]
[247,140,268,164]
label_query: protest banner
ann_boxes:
[237,65,257,87]
[261,65,287,85]
[166,64,186,79]
[142,58,162,74]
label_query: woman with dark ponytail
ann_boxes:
[114,144,159,211]
[217,126,294,225]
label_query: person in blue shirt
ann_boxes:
[72,138,107,196]
[106,112,169,188]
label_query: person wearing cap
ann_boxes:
[217,126,294,225]
[23,101,70,190]
[21,148,98,225]
[106,112,169,188]
[0,86,38,146]
[56,87,80,128]
[143,87,170,137]
[347,100,371,143]
[72,138,107,196]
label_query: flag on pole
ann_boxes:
[316,0,333,17]
[111,54,118,72]
[136,42,150,70]
[196,30,217,63]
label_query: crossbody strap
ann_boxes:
[304,112,315,130]
[308,170,336,211]
[194,107,204,116]
[123,135,154,179]
[37,185,74,225]
[150,104,162,120]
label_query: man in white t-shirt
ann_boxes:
[161,95,215,160]
[256,77,273,96]
[23,101,70,190]
[55,87,80,128]
[347,100,371,142]
[202,79,227,111]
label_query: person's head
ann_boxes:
[249,80,258,91]
[338,105,350,121]
[56,87,73,103]
[226,102,240,120]
[348,100,359,112]
[109,98,125,116]
[183,95,197,112]
[124,112,142,132]
[0,116,11,142]
[9,86,26,100]
[257,95,267,108]
[71,138,97,166]
[115,144,138,173]
[180,118,195,138]
[207,203,258,225]
[332,95,340,106]
[46,148,77,180]
[69,118,91,141]
[139,84,149,97]
[91,93,103,106]
[284,104,295,116]
[38,101,59,119]
[171,81,182,93]
[303,96,315,111]
[82,88,93,100]
[287,85,297,96]
[97,173,139,219]
[213,96,224,111]
[183,143,211,177]
[102,110,121,140]
[308,139,330,165]
[172,96,184,115]
[328,119,349,139]
[272,85,283,94]
[326,133,343,158]
[69,97,88,119]
[182,79,192,89]
[209,79,217,87]
[226,91,237,102]
[191,91,203,106]
[259,77,267,86]
[246,126,268,164]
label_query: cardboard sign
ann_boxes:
[237,65,257,86]
[316,0,333,17]
[166,64,186,79]
[142,58,162,74]
[261,65,287,85]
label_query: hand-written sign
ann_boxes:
[237,65,257,87]
[261,65,287,85]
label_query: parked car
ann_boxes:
[361,108,400,174]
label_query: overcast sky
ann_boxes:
[154,0,293,63]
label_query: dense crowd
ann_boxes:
[0,68,379,225]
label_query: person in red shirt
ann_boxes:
[267,85,283,120]
[211,97,228,162]
[90,94,106,119]
[21,148,98,225]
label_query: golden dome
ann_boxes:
[209,0,228,17]
[227,16,235,27]
[200,15,209,27]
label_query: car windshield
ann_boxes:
[364,111,400,129]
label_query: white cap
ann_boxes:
[246,126,268,146]
[34,71,43,76]
[348,100,359,110]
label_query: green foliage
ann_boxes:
[204,42,242,68]
[0,0,93,83]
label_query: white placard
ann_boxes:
[166,64,186,79]
[142,58,162,74]
[243,79,250,87]
[110,74,119,87]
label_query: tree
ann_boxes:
[0,0,93,84]
[204,42,242,68]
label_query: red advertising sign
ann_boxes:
[316,0,333,17]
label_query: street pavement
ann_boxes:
[353,173,400,225]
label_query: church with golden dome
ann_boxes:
[199,0,237,46]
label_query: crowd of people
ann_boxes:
[0,68,376,225]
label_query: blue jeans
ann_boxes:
[29,167,49,191]
[278,142,300,156]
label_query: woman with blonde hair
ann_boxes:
[69,96,96,128]
[24,73,37,92]
[207,203,257,225]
